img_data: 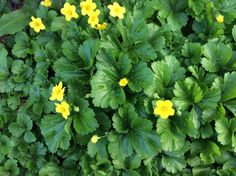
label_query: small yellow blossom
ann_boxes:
[50,81,65,101]
[216,14,224,23]
[91,135,100,144]
[80,0,97,16]
[88,9,100,28]
[108,2,126,19]
[29,16,46,33]
[41,0,52,7]
[96,22,107,30]
[74,106,80,112]
[61,2,79,21]
[55,101,70,119]
[119,78,128,87]
[154,100,175,119]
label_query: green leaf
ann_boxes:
[182,42,202,64]
[129,42,157,61]
[62,40,79,61]
[108,132,133,161]
[24,131,36,143]
[223,158,236,174]
[224,100,236,116]
[200,88,221,109]
[192,167,211,176]
[79,39,100,68]
[0,134,14,155]
[0,159,20,176]
[147,23,165,52]
[146,55,185,96]
[8,112,33,137]
[215,119,231,145]
[221,72,236,102]
[0,46,9,80]
[191,140,221,164]
[50,16,67,31]
[12,32,29,58]
[199,124,213,139]
[40,115,71,153]
[108,104,161,160]
[156,118,186,151]
[115,16,157,61]
[134,1,156,19]
[11,59,32,83]
[162,154,186,174]
[7,96,20,110]
[91,50,133,109]
[117,15,149,44]
[39,162,61,176]
[122,170,140,176]
[155,0,188,31]
[215,118,236,151]
[189,105,202,129]
[96,49,131,77]
[213,72,236,102]
[188,0,205,15]
[219,0,236,24]
[132,131,161,159]
[0,10,29,37]
[128,61,153,92]
[113,154,141,171]
[91,71,126,109]
[232,25,236,42]
[201,40,232,73]
[88,138,108,160]
[72,98,98,135]
[53,58,89,81]
[173,78,203,111]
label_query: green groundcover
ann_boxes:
[1,0,236,175]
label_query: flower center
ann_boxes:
[60,107,66,113]
[114,7,120,13]
[67,10,73,16]
[34,22,40,27]
[91,16,96,21]
[85,5,91,11]
[161,106,168,112]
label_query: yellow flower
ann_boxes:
[50,81,65,101]
[216,14,224,23]
[40,0,52,7]
[96,22,107,30]
[80,0,97,16]
[91,135,100,144]
[55,101,70,119]
[61,2,79,21]
[154,100,175,119]
[29,16,46,33]
[88,9,100,28]
[108,2,126,19]
[119,78,128,87]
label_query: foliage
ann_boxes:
[1,0,236,175]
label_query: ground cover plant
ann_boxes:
[1,0,236,175]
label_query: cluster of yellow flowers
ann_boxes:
[50,81,70,119]
[80,0,104,29]
[154,100,175,119]
[49,82,102,142]
[29,0,126,33]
